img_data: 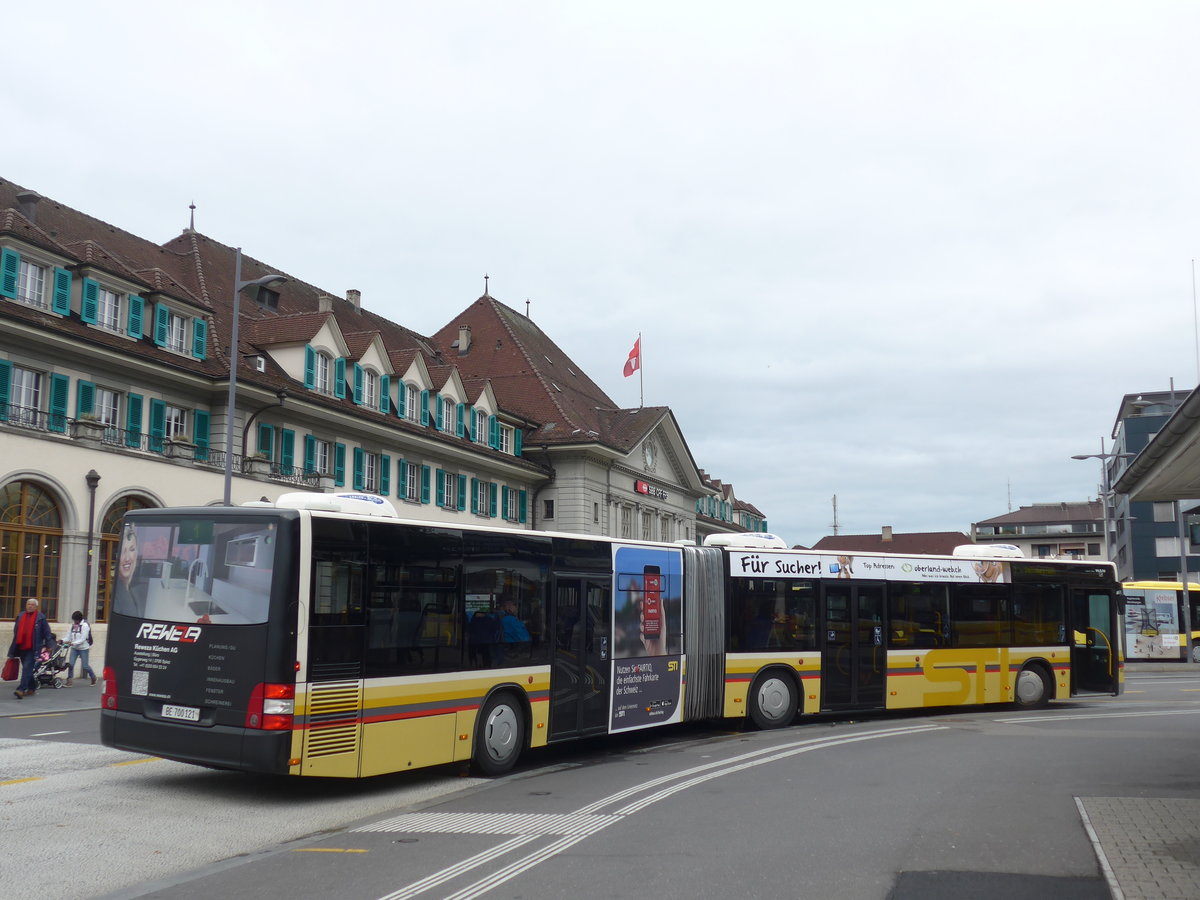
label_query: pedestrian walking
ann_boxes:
[63,610,96,686]
[8,598,54,699]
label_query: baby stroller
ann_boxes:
[34,641,71,690]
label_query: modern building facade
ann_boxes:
[970,502,1103,560]
[0,177,767,625]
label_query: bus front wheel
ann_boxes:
[1191,642,1200,664]
[1014,665,1052,709]
[473,692,525,776]
[748,671,798,729]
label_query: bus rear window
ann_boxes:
[111,517,278,625]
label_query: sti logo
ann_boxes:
[137,623,202,643]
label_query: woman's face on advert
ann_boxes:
[119,528,138,583]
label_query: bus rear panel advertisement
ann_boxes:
[100,498,1123,778]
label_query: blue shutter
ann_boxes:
[81,278,100,324]
[125,393,143,447]
[518,489,527,524]
[470,477,479,514]
[0,359,10,422]
[0,248,18,298]
[280,429,295,476]
[501,486,509,520]
[353,363,363,404]
[192,317,208,359]
[258,424,274,458]
[48,373,69,433]
[435,468,445,507]
[379,375,390,414]
[304,345,315,388]
[153,304,169,347]
[353,447,364,490]
[514,428,522,457]
[398,459,408,498]
[334,357,346,399]
[148,399,166,452]
[334,443,346,486]
[380,454,391,495]
[435,395,444,431]
[127,294,144,338]
[194,410,210,461]
[457,474,467,511]
[489,482,497,517]
[420,390,429,426]
[75,379,96,418]
[396,382,406,418]
[456,403,465,438]
[52,268,72,315]
[304,434,316,474]
[489,415,499,448]
[421,465,431,504]
[468,406,476,442]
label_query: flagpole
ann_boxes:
[638,332,644,408]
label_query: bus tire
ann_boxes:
[473,691,525,776]
[748,670,798,730]
[1014,664,1052,709]
[1191,642,1200,664]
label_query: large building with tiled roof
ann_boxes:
[0,176,767,626]
[970,501,1104,561]
[810,527,972,556]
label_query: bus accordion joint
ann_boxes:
[246,682,296,730]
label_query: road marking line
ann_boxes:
[110,757,160,767]
[30,731,69,736]
[11,713,67,720]
[1,777,43,786]
[293,848,368,853]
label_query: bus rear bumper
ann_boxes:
[101,709,291,775]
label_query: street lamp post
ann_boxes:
[222,248,286,506]
[82,469,100,621]
[1071,440,1135,564]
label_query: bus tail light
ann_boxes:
[101,666,118,709]
[246,682,295,730]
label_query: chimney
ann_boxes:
[318,295,333,312]
[346,289,361,310]
[457,324,472,354]
[881,525,893,542]
[15,191,41,224]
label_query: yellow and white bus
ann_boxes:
[100,495,1123,777]
[1122,581,1200,662]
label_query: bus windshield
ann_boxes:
[111,516,280,625]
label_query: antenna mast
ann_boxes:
[830,494,840,536]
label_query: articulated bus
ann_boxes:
[1122,581,1200,662]
[99,495,1123,778]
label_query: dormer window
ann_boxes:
[255,286,279,310]
[17,259,46,308]
[97,288,121,331]
[152,302,207,359]
[314,351,331,393]
[406,383,419,422]
[474,408,488,443]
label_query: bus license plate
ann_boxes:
[162,704,200,722]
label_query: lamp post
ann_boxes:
[1071,441,1135,563]
[82,469,100,621]
[222,248,286,506]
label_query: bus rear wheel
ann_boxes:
[1191,642,1200,664]
[748,671,798,729]
[473,692,525,776]
[1014,665,1052,709]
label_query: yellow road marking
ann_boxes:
[11,713,67,719]
[110,757,160,767]
[1,777,43,786]
[292,848,369,854]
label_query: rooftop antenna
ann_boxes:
[1007,478,1012,512]
[483,273,489,297]
[188,201,196,231]
[830,494,840,536]
[526,299,530,317]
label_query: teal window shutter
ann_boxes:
[304,434,316,474]
[0,359,10,421]
[127,294,144,338]
[470,477,479,514]
[518,489,527,524]
[191,317,208,359]
[456,403,465,438]
[379,375,390,414]
[194,410,210,461]
[380,454,391,495]
[153,304,169,347]
[334,442,346,486]
[0,248,18,298]
[435,395,444,431]
[75,379,96,418]
[488,482,497,517]
[420,390,429,426]
[52,268,72,315]
[125,393,142,447]
[435,468,445,506]
[81,278,100,324]
[514,428,522,457]
[353,363,363,404]
[421,465,431,504]
[148,398,166,452]
[468,406,476,441]
[457,474,467,511]
[396,382,406,418]
[281,429,295,475]
[398,459,408,497]
[48,373,69,433]
[501,486,510,519]
[258,424,274,458]
[488,415,499,448]
[303,345,315,388]
[334,357,346,399]
[353,447,364,490]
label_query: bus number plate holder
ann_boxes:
[162,704,200,722]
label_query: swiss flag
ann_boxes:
[623,338,641,378]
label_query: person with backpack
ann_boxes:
[63,610,96,687]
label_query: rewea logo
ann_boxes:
[137,622,202,643]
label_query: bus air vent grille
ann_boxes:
[306,681,361,758]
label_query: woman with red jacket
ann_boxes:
[8,598,54,699]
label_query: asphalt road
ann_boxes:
[3,670,1199,899]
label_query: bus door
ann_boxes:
[1071,588,1120,694]
[548,575,612,741]
[821,583,886,710]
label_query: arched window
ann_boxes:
[96,495,154,623]
[0,480,64,620]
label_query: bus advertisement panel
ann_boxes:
[1123,582,1200,661]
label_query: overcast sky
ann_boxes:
[10,2,1200,546]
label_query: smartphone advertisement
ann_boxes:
[611,546,682,733]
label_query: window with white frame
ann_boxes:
[406,383,419,421]
[314,352,332,394]
[165,311,187,353]
[1156,536,1182,558]
[441,470,457,508]
[442,396,455,433]
[164,405,188,440]
[476,479,489,515]
[312,438,331,475]
[17,260,46,308]
[404,462,420,501]
[363,451,379,492]
[98,289,121,331]
[1153,502,1176,523]
[363,370,378,409]
[498,424,512,454]
[474,408,488,442]
[10,366,42,425]
[95,388,120,427]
